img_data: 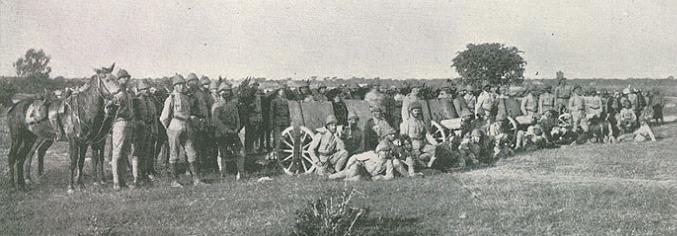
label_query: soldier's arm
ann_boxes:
[520,98,528,115]
[159,97,173,128]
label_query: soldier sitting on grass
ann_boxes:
[328,128,408,181]
[515,124,549,151]
[309,115,350,175]
[458,129,483,168]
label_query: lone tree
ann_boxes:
[13,48,52,79]
[452,43,526,87]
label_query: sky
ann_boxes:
[1,0,676,80]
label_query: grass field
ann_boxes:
[1,115,676,235]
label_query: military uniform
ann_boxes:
[132,81,158,181]
[245,90,263,153]
[270,91,290,153]
[463,93,477,115]
[587,94,604,119]
[399,102,435,171]
[364,109,393,151]
[568,90,587,131]
[520,93,538,116]
[186,74,211,171]
[111,69,136,189]
[400,90,420,122]
[342,111,364,155]
[308,116,349,174]
[159,75,203,187]
[555,83,572,113]
[211,82,245,178]
[475,90,495,120]
[539,89,556,115]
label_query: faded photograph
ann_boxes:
[1,1,676,235]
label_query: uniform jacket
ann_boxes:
[212,97,240,138]
[568,95,586,111]
[309,127,345,159]
[399,117,427,140]
[555,85,572,99]
[364,117,393,150]
[475,91,495,116]
[114,90,135,121]
[520,94,538,115]
[539,92,556,112]
[190,88,210,119]
[269,96,290,127]
[464,93,476,113]
[160,90,192,129]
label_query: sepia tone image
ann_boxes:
[1,1,676,235]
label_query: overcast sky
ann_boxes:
[1,0,676,79]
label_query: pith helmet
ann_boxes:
[137,80,151,91]
[380,126,395,138]
[347,110,359,120]
[325,115,338,125]
[218,82,232,92]
[210,79,221,90]
[186,73,199,82]
[409,101,423,111]
[200,76,211,85]
[471,129,483,138]
[116,69,131,79]
[171,74,186,85]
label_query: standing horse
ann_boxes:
[7,64,121,192]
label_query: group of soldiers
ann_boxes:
[79,68,668,187]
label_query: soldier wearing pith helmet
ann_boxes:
[159,74,204,187]
[110,69,136,190]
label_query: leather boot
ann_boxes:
[189,162,206,186]
[170,163,183,188]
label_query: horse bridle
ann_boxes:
[96,74,123,100]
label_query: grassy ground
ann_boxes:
[1,120,677,235]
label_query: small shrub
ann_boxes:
[292,188,368,236]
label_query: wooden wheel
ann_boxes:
[277,126,316,175]
[427,121,446,145]
[558,113,572,127]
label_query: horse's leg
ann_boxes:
[76,143,88,189]
[7,136,20,190]
[92,141,106,184]
[16,135,37,191]
[36,139,52,177]
[23,138,44,184]
[67,140,78,193]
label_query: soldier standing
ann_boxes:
[568,85,587,132]
[159,75,205,187]
[110,69,136,190]
[269,88,291,153]
[539,86,556,115]
[475,84,495,123]
[133,80,158,182]
[463,85,477,115]
[401,86,421,122]
[245,82,263,154]
[520,88,538,116]
[185,73,211,172]
[200,76,217,171]
[554,72,572,114]
[212,82,246,179]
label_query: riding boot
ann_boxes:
[130,156,139,189]
[189,162,205,186]
[111,156,121,190]
[170,163,183,188]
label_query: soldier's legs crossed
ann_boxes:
[329,150,349,172]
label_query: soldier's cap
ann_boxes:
[325,115,338,125]
[369,106,383,113]
[171,74,186,85]
[573,85,582,91]
[209,79,221,90]
[218,82,233,91]
[380,126,396,138]
[137,80,151,91]
[471,129,483,138]
[347,110,359,120]
[200,76,211,85]
[186,73,199,82]
[409,101,423,111]
[116,69,131,79]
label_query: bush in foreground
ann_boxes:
[293,188,368,236]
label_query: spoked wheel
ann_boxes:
[427,121,446,145]
[277,126,316,175]
[558,113,572,127]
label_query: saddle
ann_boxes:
[25,99,67,140]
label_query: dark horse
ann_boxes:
[7,64,121,192]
